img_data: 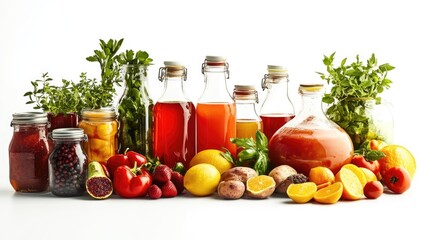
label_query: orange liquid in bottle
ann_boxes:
[268,127,353,176]
[197,103,236,156]
[236,120,262,140]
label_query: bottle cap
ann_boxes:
[164,61,184,67]
[205,56,226,62]
[267,65,288,75]
[299,84,324,94]
[233,85,258,102]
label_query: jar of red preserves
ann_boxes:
[9,112,50,192]
[268,84,354,176]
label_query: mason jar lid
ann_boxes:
[81,107,117,121]
[11,112,48,125]
[52,128,86,139]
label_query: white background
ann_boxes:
[1,0,428,239]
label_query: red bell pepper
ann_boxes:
[113,163,152,198]
[106,150,147,178]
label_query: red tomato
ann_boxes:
[383,167,411,194]
[364,181,383,199]
[351,155,380,176]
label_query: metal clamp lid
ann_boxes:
[158,61,187,82]
[201,56,230,79]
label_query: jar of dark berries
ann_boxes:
[9,112,50,192]
[49,128,88,197]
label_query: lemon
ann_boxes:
[184,163,221,196]
[189,149,233,174]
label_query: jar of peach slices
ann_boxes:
[78,107,118,163]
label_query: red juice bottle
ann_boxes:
[153,62,196,169]
[260,65,295,141]
[197,56,236,156]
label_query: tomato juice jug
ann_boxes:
[268,84,354,176]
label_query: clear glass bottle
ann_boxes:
[9,112,49,192]
[260,65,295,141]
[117,64,154,156]
[49,128,88,197]
[269,84,354,176]
[233,85,262,139]
[197,56,236,156]
[78,108,118,163]
[153,61,196,169]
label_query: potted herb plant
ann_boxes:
[25,73,81,132]
[318,52,395,149]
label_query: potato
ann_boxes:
[220,167,257,183]
[268,165,297,193]
[217,180,245,200]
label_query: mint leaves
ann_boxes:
[317,52,395,148]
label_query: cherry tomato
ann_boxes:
[364,181,383,199]
[351,155,380,176]
[383,167,411,194]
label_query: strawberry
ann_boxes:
[153,165,172,183]
[161,181,177,198]
[148,184,162,199]
[171,171,184,194]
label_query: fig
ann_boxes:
[86,161,113,199]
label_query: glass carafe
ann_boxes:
[153,61,196,169]
[197,56,236,156]
[268,84,354,176]
[260,65,295,141]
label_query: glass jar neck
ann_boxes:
[158,76,189,102]
[121,64,150,98]
[300,92,325,118]
[236,100,260,120]
[199,66,232,103]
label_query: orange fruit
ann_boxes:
[379,145,416,179]
[316,182,331,190]
[335,167,363,200]
[246,175,276,199]
[369,140,388,150]
[314,182,343,204]
[309,166,335,185]
[343,164,367,187]
[360,167,377,182]
[286,182,317,203]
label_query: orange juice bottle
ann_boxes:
[197,56,236,156]
[233,85,262,140]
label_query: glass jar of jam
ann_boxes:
[9,112,50,192]
[49,128,88,196]
[78,108,118,163]
[268,84,354,176]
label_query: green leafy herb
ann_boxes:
[25,38,126,113]
[84,38,124,109]
[221,130,270,175]
[354,140,386,161]
[317,52,394,148]
[116,50,154,155]
[24,73,82,115]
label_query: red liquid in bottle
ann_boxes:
[260,114,295,140]
[153,102,196,169]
